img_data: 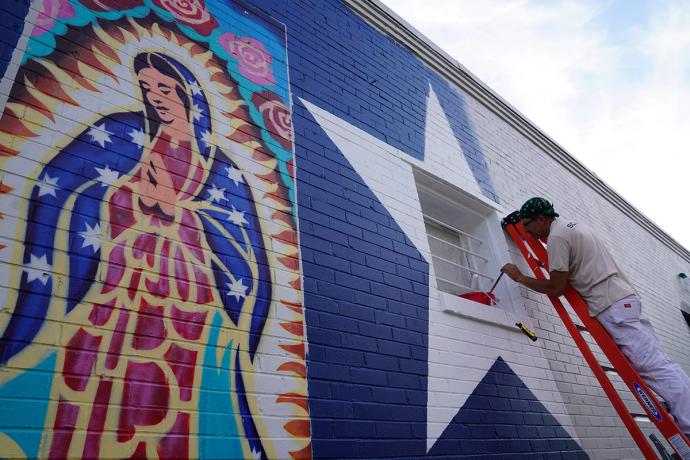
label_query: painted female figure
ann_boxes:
[0,52,272,459]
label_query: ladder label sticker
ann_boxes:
[633,382,662,422]
[667,434,690,460]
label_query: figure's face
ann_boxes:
[522,215,550,240]
[138,66,187,124]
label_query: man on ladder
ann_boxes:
[501,197,690,440]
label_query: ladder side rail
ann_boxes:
[516,223,690,455]
[505,223,658,459]
[562,286,690,451]
[545,262,682,440]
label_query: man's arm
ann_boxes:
[501,263,569,297]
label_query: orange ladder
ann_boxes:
[502,211,690,460]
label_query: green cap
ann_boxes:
[519,197,559,220]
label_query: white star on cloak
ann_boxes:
[226,278,249,302]
[95,165,120,187]
[36,173,59,198]
[129,128,146,149]
[225,166,244,186]
[87,122,113,148]
[201,130,213,149]
[190,102,203,122]
[227,206,248,227]
[23,253,52,285]
[79,222,102,253]
[188,80,202,96]
[207,184,227,203]
[301,94,581,451]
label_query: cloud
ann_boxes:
[382,0,690,248]
[380,0,613,145]
[568,2,690,248]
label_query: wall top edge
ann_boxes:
[341,0,690,264]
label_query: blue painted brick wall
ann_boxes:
[0,0,591,457]
[251,0,498,201]
[0,0,30,81]
[294,98,430,458]
[241,1,588,457]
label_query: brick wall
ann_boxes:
[0,0,688,459]
[0,1,307,458]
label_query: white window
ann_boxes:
[413,168,516,316]
[423,215,489,296]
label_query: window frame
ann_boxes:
[412,167,523,326]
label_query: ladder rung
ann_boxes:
[502,217,690,459]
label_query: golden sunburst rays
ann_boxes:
[0,15,239,157]
[0,16,237,244]
[0,11,309,458]
[237,145,308,457]
[219,98,310,460]
[222,79,309,458]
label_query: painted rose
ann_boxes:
[32,0,75,36]
[220,33,275,86]
[78,0,143,11]
[252,91,292,150]
[152,0,218,35]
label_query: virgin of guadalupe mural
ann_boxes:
[0,3,308,460]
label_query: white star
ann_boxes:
[79,222,102,253]
[36,173,59,198]
[227,206,248,227]
[225,166,244,186]
[201,130,213,149]
[188,80,202,96]
[190,102,203,122]
[95,165,120,187]
[23,253,52,285]
[129,128,146,149]
[226,278,249,302]
[301,97,581,449]
[87,122,113,148]
[249,448,261,460]
[207,184,227,203]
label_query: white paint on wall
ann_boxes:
[301,96,581,452]
[423,83,482,197]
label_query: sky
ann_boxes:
[381,0,690,250]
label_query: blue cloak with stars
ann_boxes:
[0,54,272,367]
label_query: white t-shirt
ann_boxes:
[547,218,637,316]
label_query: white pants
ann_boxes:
[598,296,690,437]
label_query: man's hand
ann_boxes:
[501,262,569,297]
[501,263,523,282]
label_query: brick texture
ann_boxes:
[0,0,688,459]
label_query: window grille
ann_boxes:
[423,214,492,296]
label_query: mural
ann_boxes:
[0,1,308,459]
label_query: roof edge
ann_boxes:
[342,0,690,263]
